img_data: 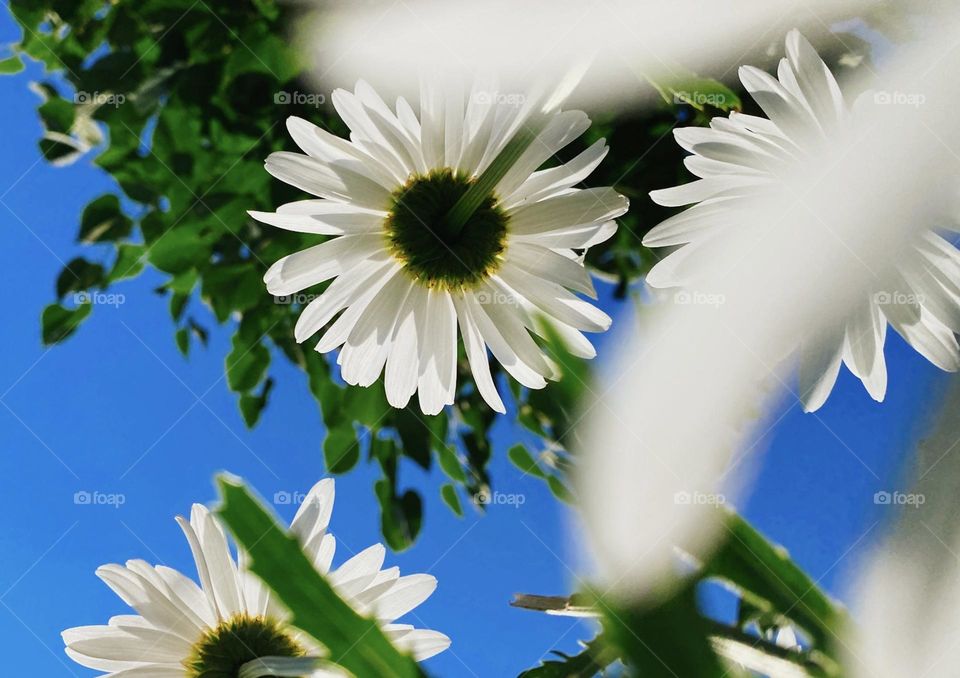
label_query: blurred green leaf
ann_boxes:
[323,423,360,474]
[215,475,426,678]
[42,302,92,345]
[0,55,24,74]
[79,195,133,243]
[508,444,546,480]
[440,484,463,518]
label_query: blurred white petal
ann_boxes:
[577,17,960,601]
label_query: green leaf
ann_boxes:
[440,484,463,517]
[201,263,265,322]
[147,228,215,275]
[700,510,848,658]
[435,445,466,483]
[547,476,574,504]
[108,243,146,282]
[38,97,75,133]
[56,257,105,299]
[215,476,425,678]
[518,636,616,677]
[175,327,190,356]
[508,444,546,480]
[601,584,726,677]
[225,333,270,392]
[323,424,360,474]
[0,55,24,74]
[239,378,274,428]
[374,480,423,552]
[41,302,92,345]
[648,68,742,113]
[79,194,133,243]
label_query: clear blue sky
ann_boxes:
[0,7,948,675]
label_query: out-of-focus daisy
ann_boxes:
[252,80,628,415]
[62,479,449,677]
[643,29,960,411]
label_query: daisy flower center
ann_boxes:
[385,168,508,289]
[185,614,304,678]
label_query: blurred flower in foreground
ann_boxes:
[253,80,627,414]
[849,376,960,678]
[307,0,861,112]
[578,20,960,601]
[62,479,449,677]
[644,30,960,412]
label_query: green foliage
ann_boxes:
[215,475,426,678]
[518,636,616,677]
[701,509,849,665]
[517,509,849,677]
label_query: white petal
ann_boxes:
[386,628,451,661]
[416,289,458,415]
[371,574,437,622]
[265,152,392,210]
[385,287,426,408]
[505,241,596,297]
[508,188,628,236]
[264,234,382,296]
[248,203,384,236]
[798,330,844,412]
[452,292,506,413]
[496,265,611,332]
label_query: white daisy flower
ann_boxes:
[251,80,628,415]
[643,29,960,411]
[62,479,450,677]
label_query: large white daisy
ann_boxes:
[62,479,449,676]
[643,29,960,411]
[251,80,628,415]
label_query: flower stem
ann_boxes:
[444,119,542,236]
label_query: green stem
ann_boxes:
[444,119,542,236]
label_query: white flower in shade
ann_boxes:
[251,80,628,415]
[62,479,450,677]
[643,29,960,412]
